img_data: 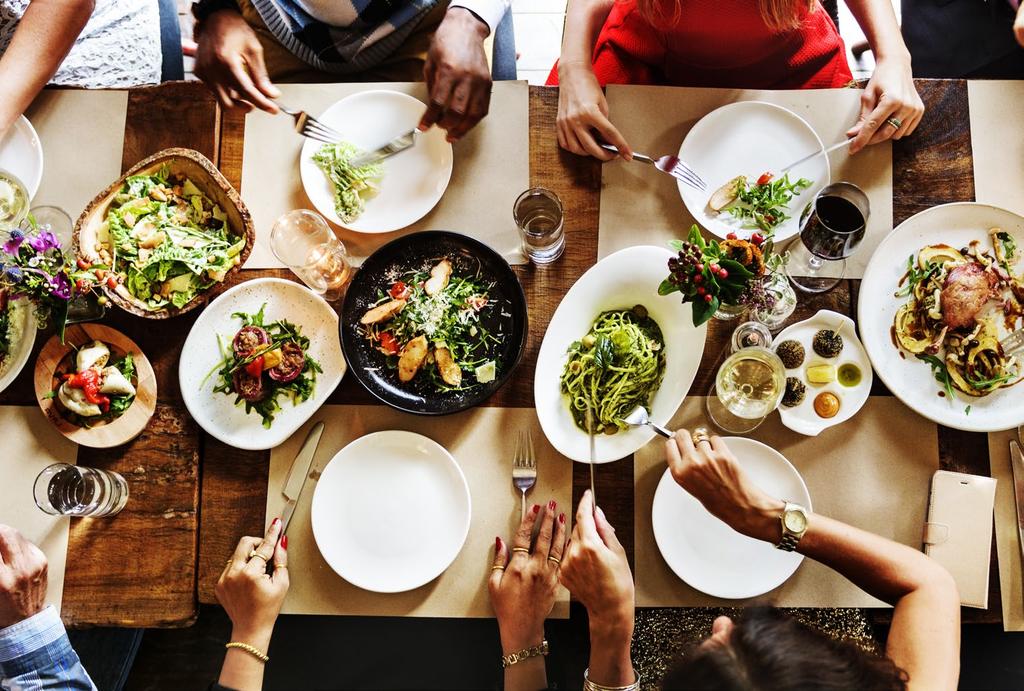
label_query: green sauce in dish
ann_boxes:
[837,363,862,387]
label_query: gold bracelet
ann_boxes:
[225,641,269,663]
[583,667,641,691]
[501,639,549,668]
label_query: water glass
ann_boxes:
[34,463,129,517]
[513,188,564,264]
[786,182,870,294]
[29,206,74,249]
[705,346,786,434]
[270,210,353,302]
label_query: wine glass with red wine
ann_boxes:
[785,182,870,293]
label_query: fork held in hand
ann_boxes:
[512,429,537,520]
[599,144,707,191]
[277,103,343,145]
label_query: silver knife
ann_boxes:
[349,128,419,168]
[586,406,596,508]
[280,421,325,536]
[780,137,852,173]
[1010,440,1024,590]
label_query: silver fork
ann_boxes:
[1002,329,1024,358]
[276,103,343,145]
[600,143,707,191]
[512,429,537,520]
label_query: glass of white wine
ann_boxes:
[705,346,786,434]
[0,169,30,229]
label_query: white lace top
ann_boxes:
[0,0,161,88]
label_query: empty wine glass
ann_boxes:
[786,182,870,293]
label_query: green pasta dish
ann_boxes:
[560,305,666,434]
[313,142,383,223]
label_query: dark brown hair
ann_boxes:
[661,607,908,690]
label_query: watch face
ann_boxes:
[784,509,807,533]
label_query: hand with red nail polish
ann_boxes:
[488,498,568,687]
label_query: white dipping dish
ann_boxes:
[0,298,36,394]
[859,202,1024,432]
[299,90,453,233]
[652,437,811,599]
[0,115,43,199]
[772,309,873,436]
[179,278,346,450]
[677,101,829,243]
[534,245,707,463]
[311,431,471,593]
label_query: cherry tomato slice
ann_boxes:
[389,282,410,300]
[379,332,400,356]
[756,172,773,186]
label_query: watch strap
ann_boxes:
[775,501,807,552]
[776,531,801,552]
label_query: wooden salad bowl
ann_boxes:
[73,147,254,319]
[34,323,157,448]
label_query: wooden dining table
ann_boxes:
[0,78,998,630]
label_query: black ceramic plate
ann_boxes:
[341,231,528,415]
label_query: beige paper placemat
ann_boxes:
[241,82,529,268]
[25,90,128,219]
[601,85,892,279]
[969,81,1024,218]
[265,405,571,618]
[635,396,936,608]
[988,428,1023,631]
[0,407,78,614]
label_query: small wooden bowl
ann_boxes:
[73,147,254,319]
[34,324,157,448]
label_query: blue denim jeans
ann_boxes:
[157,0,185,81]
[491,9,517,81]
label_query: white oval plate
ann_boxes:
[772,309,873,436]
[0,116,43,199]
[299,90,453,233]
[311,430,471,593]
[534,246,707,463]
[652,437,811,599]
[179,278,346,450]
[678,101,829,243]
[0,298,36,394]
[859,202,1024,432]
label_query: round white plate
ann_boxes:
[534,245,707,463]
[652,437,811,599]
[859,202,1024,432]
[0,116,43,199]
[179,278,346,450]
[678,101,829,243]
[772,309,873,436]
[299,90,453,233]
[311,430,471,593]
[0,298,36,394]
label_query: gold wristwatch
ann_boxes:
[776,501,808,552]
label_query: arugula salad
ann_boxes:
[207,304,322,428]
[313,142,383,223]
[97,167,245,310]
[708,171,812,233]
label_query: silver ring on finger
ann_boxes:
[885,116,902,130]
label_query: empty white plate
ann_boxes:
[0,116,43,199]
[300,90,453,233]
[678,101,829,243]
[652,437,811,599]
[311,431,471,593]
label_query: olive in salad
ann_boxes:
[89,166,245,311]
[208,304,322,428]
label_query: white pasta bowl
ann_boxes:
[534,246,708,463]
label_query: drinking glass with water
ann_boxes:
[34,463,129,517]
[514,188,564,264]
[270,210,353,301]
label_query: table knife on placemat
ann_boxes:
[1009,440,1024,596]
[280,421,325,536]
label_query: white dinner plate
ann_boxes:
[311,430,471,593]
[678,101,829,243]
[0,115,43,199]
[772,309,873,436]
[859,202,1024,432]
[299,90,453,233]
[534,245,707,463]
[652,437,811,599]
[0,298,36,394]
[178,278,346,450]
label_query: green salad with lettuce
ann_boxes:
[313,142,383,223]
[99,167,245,310]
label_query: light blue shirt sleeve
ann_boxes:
[0,606,96,691]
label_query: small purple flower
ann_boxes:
[3,265,23,283]
[27,229,59,254]
[49,272,71,300]
[2,229,24,256]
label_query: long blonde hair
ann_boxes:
[635,0,816,31]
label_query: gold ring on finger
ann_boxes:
[273,563,287,569]
[885,117,902,130]
[248,550,268,562]
[225,559,234,568]
[691,427,711,446]
[492,565,506,571]
[547,556,561,565]
[510,547,531,557]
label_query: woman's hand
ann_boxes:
[489,499,567,653]
[216,517,289,651]
[665,430,784,543]
[194,9,280,114]
[846,54,924,154]
[556,61,631,161]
